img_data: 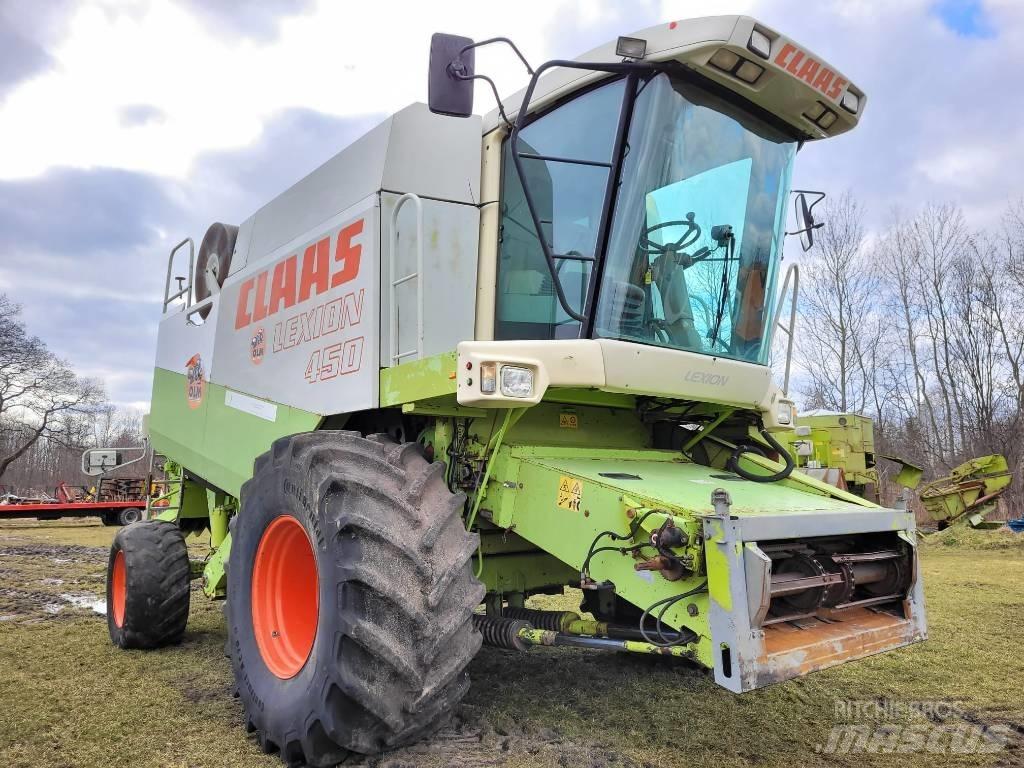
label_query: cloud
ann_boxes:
[0,107,390,406]
[0,0,74,97]
[1,0,1022,412]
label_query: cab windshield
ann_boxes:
[495,71,797,365]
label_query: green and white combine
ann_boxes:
[102,16,927,765]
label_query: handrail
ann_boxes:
[388,193,425,365]
[769,263,799,394]
[163,237,195,314]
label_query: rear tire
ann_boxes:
[106,520,191,648]
[227,431,484,765]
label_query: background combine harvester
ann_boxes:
[91,16,928,764]
[778,412,1014,529]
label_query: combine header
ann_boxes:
[96,16,926,764]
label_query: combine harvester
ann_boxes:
[95,16,928,763]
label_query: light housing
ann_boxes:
[709,48,763,85]
[616,36,647,59]
[500,365,534,398]
[709,48,741,72]
[840,89,860,114]
[735,60,764,84]
[748,29,771,59]
[803,101,838,130]
[480,362,497,394]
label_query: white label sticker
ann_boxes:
[225,390,278,422]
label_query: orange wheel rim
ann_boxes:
[251,515,319,679]
[111,550,127,627]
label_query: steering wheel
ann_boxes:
[638,214,704,259]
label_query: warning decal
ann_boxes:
[556,475,583,512]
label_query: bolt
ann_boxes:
[687,604,699,617]
[272,630,280,637]
[626,509,636,519]
[466,377,473,386]
[584,510,590,517]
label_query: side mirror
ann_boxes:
[82,449,122,477]
[795,193,816,251]
[428,33,475,117]
[787,190,826,252]
[81,440,149,477]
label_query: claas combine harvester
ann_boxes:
[98,16,927,765]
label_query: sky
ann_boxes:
[0,0,1020,410]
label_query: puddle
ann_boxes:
[60,593,106,615]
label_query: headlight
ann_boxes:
[500,365,534,398]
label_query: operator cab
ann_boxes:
[432,16,860,374]
[495,68,796,366]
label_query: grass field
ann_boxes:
[1,518,1022,768]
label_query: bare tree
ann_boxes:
[0,295,106,482]
[794,192,883,414]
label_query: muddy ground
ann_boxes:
[1,518,1023,768]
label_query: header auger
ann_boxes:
[100,15,924,764]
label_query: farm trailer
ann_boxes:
[0,480,147,526]
[98,16,927,765]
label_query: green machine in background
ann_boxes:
[777,410,879,499]
[779,413,1013,530]
[918,455,1013,530]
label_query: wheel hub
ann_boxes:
[251,515,319,679]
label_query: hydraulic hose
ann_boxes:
[728,427,795,483]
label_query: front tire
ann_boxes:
[106,520,191,648]
[226,431,484,765]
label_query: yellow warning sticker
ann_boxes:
[556,475,583,512]
[559,411,579,429]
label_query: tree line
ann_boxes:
[787,194,1023,518]
[0,295,145,495]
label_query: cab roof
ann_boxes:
[483,15,864,141]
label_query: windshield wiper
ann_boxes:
[706,225,735,349]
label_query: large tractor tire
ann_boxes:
[106,520,191,648]
[226,431,484,765]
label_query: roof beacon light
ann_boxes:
[748,29,771,59]
[616,36,647,59]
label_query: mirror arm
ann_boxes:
[784,221,824,237]
[790,189,826,215]
[451,70,514,128]
[456,37,534,75]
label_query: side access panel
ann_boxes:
[213,194,380,414]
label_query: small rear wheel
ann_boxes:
[106,520,191,648]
